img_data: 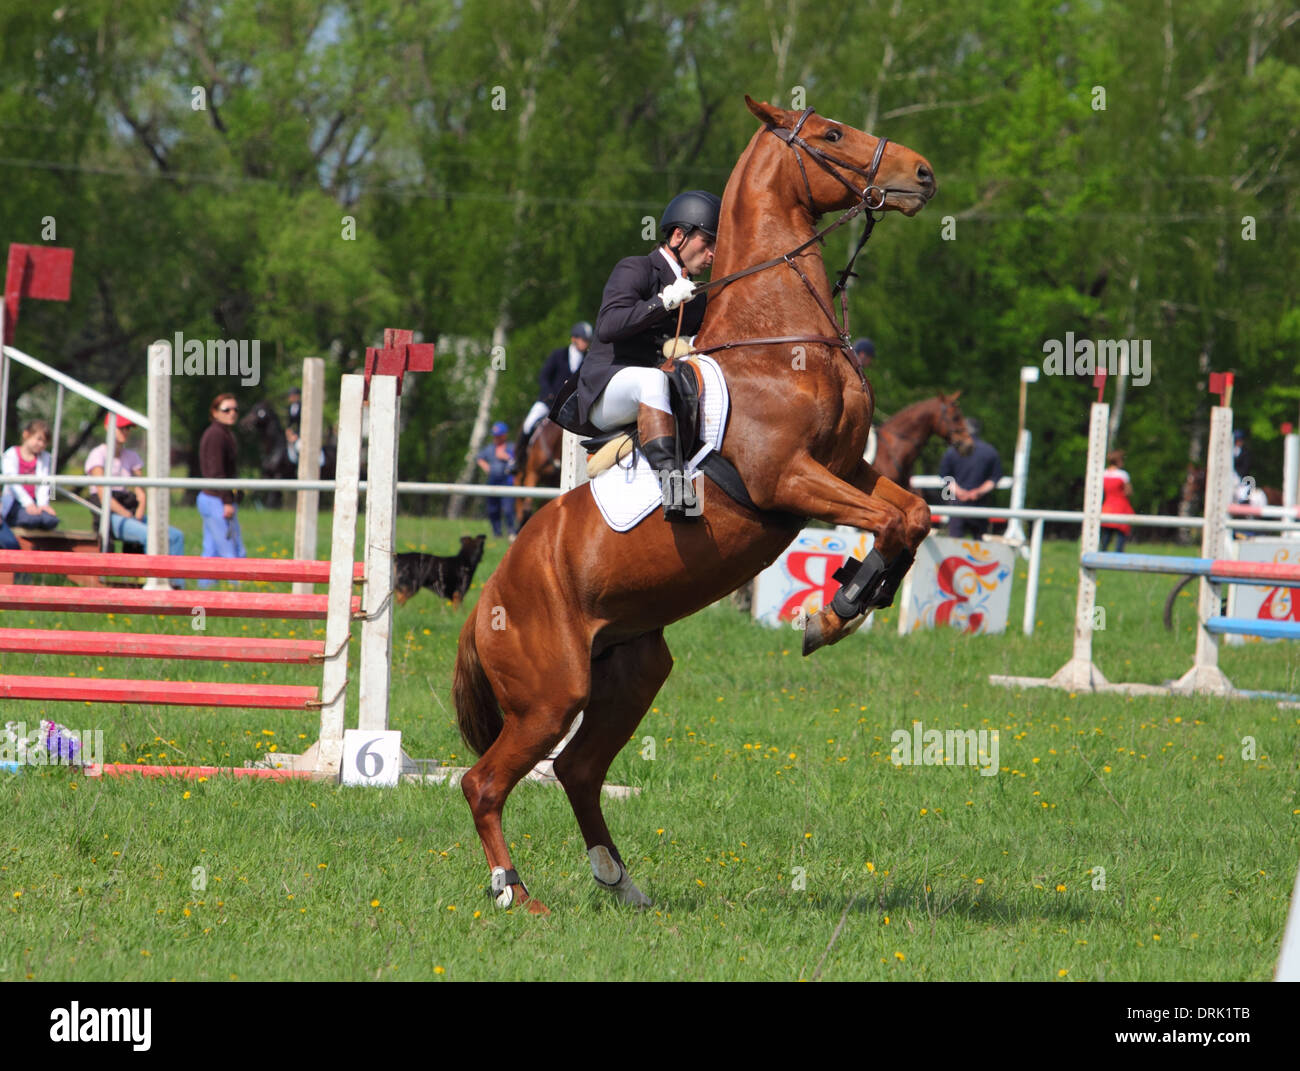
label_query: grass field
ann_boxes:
[2,503,1298,981]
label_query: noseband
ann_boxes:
[689,107,897,382]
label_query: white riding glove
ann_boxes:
[658,277,696,311]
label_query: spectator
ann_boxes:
[477,421,516,538]
[1100,449,1134,552]
[85,414,186,584]
[2,419,59,531]
[0,517,16,551]
[1232,429,1254,502]
[938,417,1003,540]
[852,337,875,372]
[197,392,246,586]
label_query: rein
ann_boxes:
[684,108,892,381]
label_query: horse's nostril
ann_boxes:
[917,164,933,184]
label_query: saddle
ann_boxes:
[551,350,773,516]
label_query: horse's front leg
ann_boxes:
[761,456,929,654]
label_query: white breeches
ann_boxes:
[589,367,671,431]
[522,400,550,435]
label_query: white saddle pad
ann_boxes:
[591,354,730,532]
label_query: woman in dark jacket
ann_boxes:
[197,392,246,585]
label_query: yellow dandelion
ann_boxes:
[1055,884,1066,892]
[434,965,445,975]
[1058,969,1068,978]
[370,898,380,907]
[894,951,905,962]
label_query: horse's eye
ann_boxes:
[824,129,842,143]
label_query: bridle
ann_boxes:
[685,107,896,382]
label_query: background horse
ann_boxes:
[1176,464,1281,543]
[452,97,936,915]
[870,393,971,486]
[240,400,337,508]
[514,418,562,530]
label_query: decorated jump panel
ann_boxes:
[751,527,876,631]
[898,536,1015,635]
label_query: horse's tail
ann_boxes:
[453,610,502,756]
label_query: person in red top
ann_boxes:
[1,419,59,531]
[1100,449,1134,552]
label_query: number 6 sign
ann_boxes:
[341,729,402,786]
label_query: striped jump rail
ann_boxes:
[0,585,361,619]
[0,628,324,663]
[0,551,364,584]
[0,676,320,709]
[1081,552,1300,588]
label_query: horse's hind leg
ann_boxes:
[461,683,587,916]
[553,630,673,908]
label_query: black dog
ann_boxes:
[394,535,486,607]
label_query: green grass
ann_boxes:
[2,506,1298,980]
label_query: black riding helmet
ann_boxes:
[659,190,721,242]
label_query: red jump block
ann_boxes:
[0,585,360,620]
[0,551,364,584]
[364,326,435,398]
[0,628,325,663]
[88,763,319,781]
[5,244,74,344]
[0,675,320,709]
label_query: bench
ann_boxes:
[0,528,140,587]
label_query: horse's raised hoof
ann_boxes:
[801,605,866,656]
[590,846,652,908]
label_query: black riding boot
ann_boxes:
[638,404,697,522]
[508,426,533,476]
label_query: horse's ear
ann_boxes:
[949,389,962,402]
[746,95,784,127]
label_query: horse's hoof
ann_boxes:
[802,606,863,656]
[521,895,550,916]
[801,607,838,656]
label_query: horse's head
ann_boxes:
[744,97,936,218]
[935,392,973,450]
[239,402,276,433]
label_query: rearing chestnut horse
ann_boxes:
[454,97,936,914]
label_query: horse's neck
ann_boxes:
[883,401,939,466]
[706,141,833,339]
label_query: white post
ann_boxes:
[97,421,116,553]
[50,384,64,481]
[560,430,587,491]
[1022,516,1044,636]
[144,342,171,586]
[1176,406,1234,695]
[358,375,398,732]
[315,374,365,776]
[1043,402,1108,690]
[1284,433,1299,540]
[1004,429,1032,545]
[292,357,326,592]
